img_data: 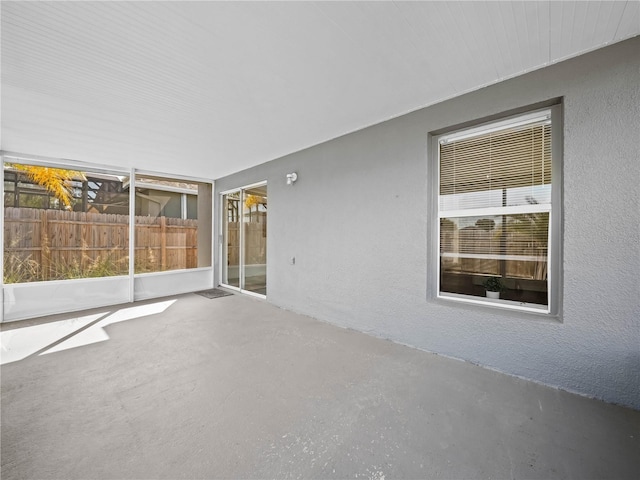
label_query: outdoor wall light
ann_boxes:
[286,172,298,185]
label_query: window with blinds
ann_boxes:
[436,109,555,311]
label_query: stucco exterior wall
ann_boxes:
[214,37,640,409]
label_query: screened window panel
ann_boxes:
[134,174,211,273]
[440,123,551,211]
[3,161,130,283]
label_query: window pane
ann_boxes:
[437,110,556,310]
[440,213,548,305]
[440,122,551,211]
[135,175,211,273]
[243,185,267,294]
[3,162,130,283]
[186,195,197,220]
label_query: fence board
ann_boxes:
[4,207,199,282]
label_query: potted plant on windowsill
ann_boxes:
[483,276,505,299]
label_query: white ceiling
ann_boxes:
[2,1,638,179]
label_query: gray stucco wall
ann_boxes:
[214,37,640,409]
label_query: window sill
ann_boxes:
[437,292,553,316]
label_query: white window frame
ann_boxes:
[430,105,563,317]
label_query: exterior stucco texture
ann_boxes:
[214,37,640,409]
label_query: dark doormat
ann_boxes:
[194,288,234,299]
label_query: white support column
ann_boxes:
[0,154,5,323]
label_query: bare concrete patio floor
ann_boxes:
[1,293,639,479]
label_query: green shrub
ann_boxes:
[482,276,505,292]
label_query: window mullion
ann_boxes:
[439,204,550,219]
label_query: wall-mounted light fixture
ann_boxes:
[286,172,298,185]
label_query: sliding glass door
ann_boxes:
[222,183,267,296]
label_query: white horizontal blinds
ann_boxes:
[439,119,552,212]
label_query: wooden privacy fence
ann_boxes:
[440,226,547,280]
[225,218,267,267]
[4,207,198,282]
[136,215,198,273]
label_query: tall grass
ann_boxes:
[3,249,128,284]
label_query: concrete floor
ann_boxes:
[1,293,639,480]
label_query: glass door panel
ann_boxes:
[222,192,240,287]
[242,185,267,294]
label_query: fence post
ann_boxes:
[160,216,167,270]
[41,211,50,281]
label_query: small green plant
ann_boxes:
[483,276,505,292]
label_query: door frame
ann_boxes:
[219,181,267,298]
